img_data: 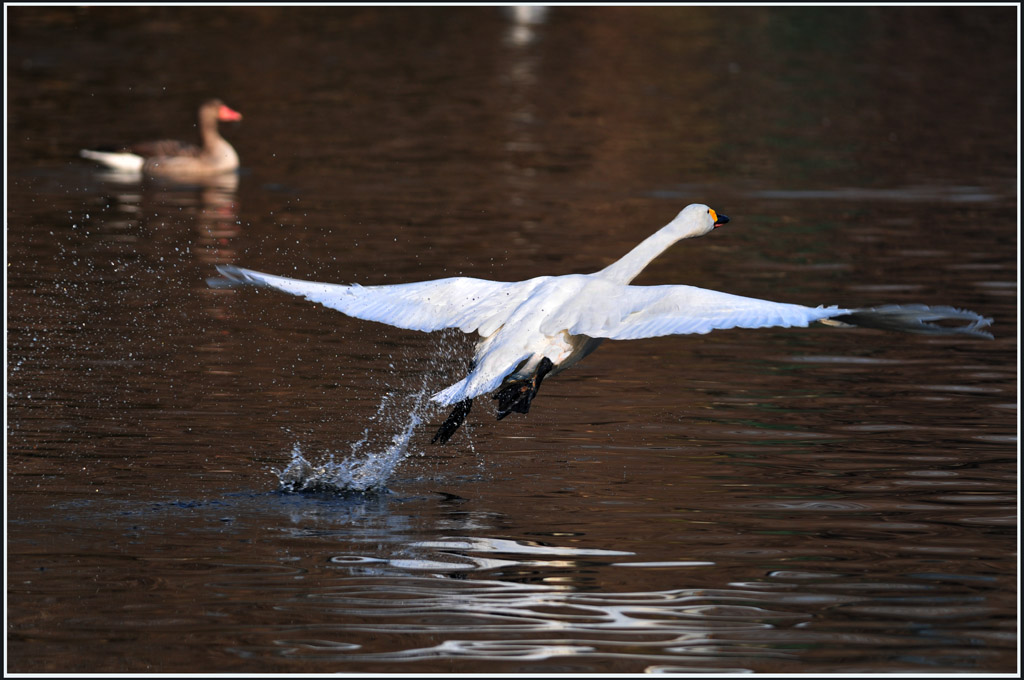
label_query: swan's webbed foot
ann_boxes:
[494,357,554,421]
[432,398,473,445]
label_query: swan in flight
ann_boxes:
[211,204,992,443]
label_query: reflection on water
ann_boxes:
[11,480,1013,673]
[751,185,1006,204]
[89,169,241,260]
[503,5,549,47]
[6,5,1017,675]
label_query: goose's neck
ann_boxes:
[200,118,225,150]
[595,227,683,284]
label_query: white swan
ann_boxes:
[211,203,993,443]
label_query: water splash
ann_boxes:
[275,381,431,494]
[273,330,475,494]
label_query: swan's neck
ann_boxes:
[595,226,685,284]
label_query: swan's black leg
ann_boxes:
[432,398,473,444]
[494,357,554,420]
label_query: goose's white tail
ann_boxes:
[80,149,145,173]
[823,304,993,339]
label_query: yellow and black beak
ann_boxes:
[710,209,730,227]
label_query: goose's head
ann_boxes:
[669,203,730,240]
[200,99,243,126]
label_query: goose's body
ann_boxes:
[212,204,992,443]
[81,99,242,179]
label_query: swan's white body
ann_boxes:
[225,264,845,407]
[212,203,992,440]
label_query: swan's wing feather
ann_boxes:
[214,265,531,335]
[566,284,845,339]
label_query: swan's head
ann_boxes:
[670,203,730,239]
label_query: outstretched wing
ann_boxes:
[559,283,846,339]
[213,264,538,337]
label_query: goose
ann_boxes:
[210,204,993,444]
[80,99,242,178]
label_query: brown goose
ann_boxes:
[81,99,242,178]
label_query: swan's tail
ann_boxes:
[822,304,993,339]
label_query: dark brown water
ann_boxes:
[6,6,1018,675]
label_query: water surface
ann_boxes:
[6,6,1018,675]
